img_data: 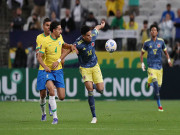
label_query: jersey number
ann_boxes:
[153,49,157,55]
[55,47,57,53]
[87,50,92,56]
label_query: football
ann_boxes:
[105,39,117,53]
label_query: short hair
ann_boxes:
[81,25,90,35]
[167,3,171,7]
[50,21,60,32]
[43,18,51,25]
[150,24,159,32]
[143,20,148,24]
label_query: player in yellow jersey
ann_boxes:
[36,18,52,121]
[37,21,77,124]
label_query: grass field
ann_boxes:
[0,100,180,135]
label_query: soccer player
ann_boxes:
[140,24,172,112]
[36,18,52,121]
[73,21,105,123]
[37,21,77,124]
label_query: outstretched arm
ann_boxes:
[164,50,172,67]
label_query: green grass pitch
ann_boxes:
[0,100,180,135]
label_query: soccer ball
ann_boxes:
[105,39,117,53]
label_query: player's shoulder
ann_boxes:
[37,33,45,39]
[144,38,151,43]
[75,36,84,46]
[157,38,164,42]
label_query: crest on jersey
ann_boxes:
[83,75,86,80]
[91,42,95,47]
[150,45,152,48]
[59,41,61,45]
[157,44,161,48]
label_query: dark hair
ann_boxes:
[143,20,148,24]
[150,24,159,32]
[50,21,60,32]
[43,18,51,25]
[167,3,171,7]
[81,25,90,35]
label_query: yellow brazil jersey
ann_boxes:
[36,33,47,70]
[39,35,64,70]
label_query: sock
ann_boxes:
[153,81,161,107]
[40,97,46,115]
[49,96,57,119]
[93,84,103,94]
[88,91,96,118]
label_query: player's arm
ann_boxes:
[164,49,172,67]
[140,45,146,71]
[37,53,51,72]
[63,43,78,54]
[95,21,105,31]
[52,44,78,69]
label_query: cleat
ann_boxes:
[158,106,164,112]
[41,114,46,121]
[96,90,103,94]
[52,118,58,124]
[49,103,53,116]
[91,117,97,123]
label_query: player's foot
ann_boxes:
[49,103,53,116]
[91,117,97,123]
[158,106,164,112]
[41,114,46,121]
[52,118,58,124]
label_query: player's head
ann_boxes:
[43,18,51,35]
[81,25,92,42]
[143,20,148,28]
[150,24,159,38]
[166,3,171,11]
[50,21,62,38]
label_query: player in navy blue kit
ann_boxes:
[73,21,105,123]
[140,24,172,111]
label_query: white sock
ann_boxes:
[49,96,57,119]
[40,97,46,115]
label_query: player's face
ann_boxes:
[83,31,92,42]
[54,25,62,38]
[43,22,51,35]
[150,27,158,38]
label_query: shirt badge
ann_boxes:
[91,42,95,47]
[83,48,86,50]
[150,45,152,48]
[157,44,161,48]
[59,41,61,45]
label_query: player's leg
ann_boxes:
[157,69,163,111]
[39,89,47,121]
[46,80,58,124]
[37,70,48,121]
[92,64,104,94]
[85,81,97,123]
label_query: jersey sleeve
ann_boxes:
[39,40,46,54]
[142,41,148,52]
[162,40,167,51]
[91,28,99,41]
[36,36,41,50]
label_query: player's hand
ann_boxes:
[71,45,79,54]
[141,62,146,71]
[52,61,59,69]
[44,66,51,72]
[168,59,173,67]
[101,21,105,28]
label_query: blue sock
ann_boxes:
[153,81,161,107]
[88,91,96,118]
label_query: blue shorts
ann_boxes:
[37,69,65,91]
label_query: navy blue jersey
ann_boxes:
[74,29,99,68]
[142,38,167,70]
